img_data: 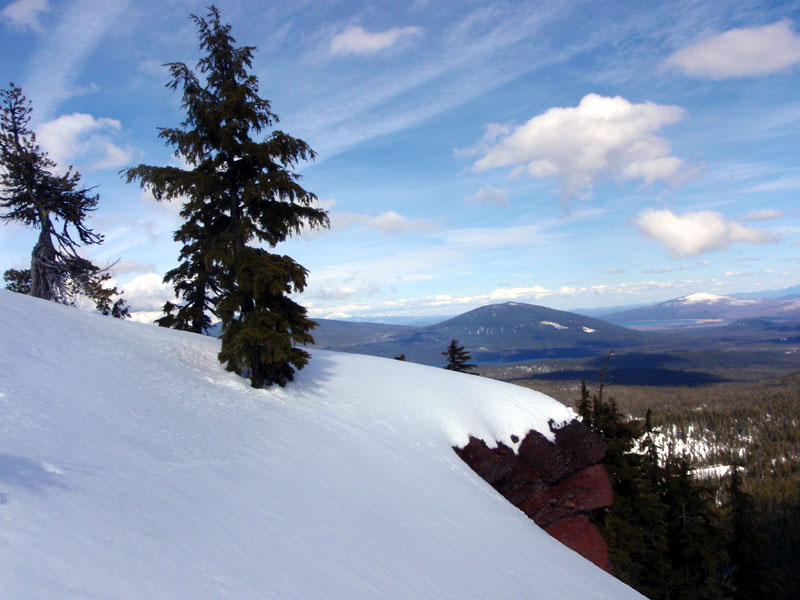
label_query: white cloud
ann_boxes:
[488,286,552,301]
[742,176,800,193]
[366,210,431,233]
[465,185,509,206]
[112,260,156,276]
[604,267,624,274]
[331,210,434,234]
[21,1,130,117]
[743,209,785,221]
[633,208,779,258]
[473,94,686,199]
[1,0,49,30]
[120,273,173,313]
[666,21,800,79]
[330,25,422,55]
[36,113,134,171]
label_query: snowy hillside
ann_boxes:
[0,290,642,599]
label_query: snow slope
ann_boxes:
[0,290,643,599]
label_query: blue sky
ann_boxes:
[2,0,800,321]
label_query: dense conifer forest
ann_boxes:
[498,361,800,599]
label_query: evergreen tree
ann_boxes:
[442,339,475,373]
[0,84,128,316]
[3,267,30,294]
[725,463,782,599]
[125,6,328,386]
[660,453,725,600]
[579,375,671,597]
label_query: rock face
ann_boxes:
[453,420,612,570]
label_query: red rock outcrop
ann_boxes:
[453,419,612,570]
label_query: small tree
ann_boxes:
[125,6,328,386]
[3,267,30,294]
[442,339,475,373]
[0,84,128,316]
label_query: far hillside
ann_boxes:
[311,301,649,364]
[603,292,800,327]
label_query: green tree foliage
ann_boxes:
[580,356,728,599]
[580,376,671,599]
[442,339,475,373]
[724,463,782,599]
[503,360,800,599]
[659,454,725,600]
[0,84,128,317]
[125,6,328,386]
[3,267,30,294]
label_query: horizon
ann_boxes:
[2,1,799,321]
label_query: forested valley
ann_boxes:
[490,359,800,599]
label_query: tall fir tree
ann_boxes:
[442,339,476,373]
[579,376,671,598]
[125,6,328,386]
[660,453,725,600]
[0,84,128,316]
[725,463,783,599]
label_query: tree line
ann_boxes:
[579,368,786,599]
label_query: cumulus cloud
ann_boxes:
[36,113,134,171]
[112,260,156,276]
[472,94,687,199]
[330,25,422,55]
[633,208,779,258]
[743,209,785,221]
[666,21,800,79]
[465,185,509,206]
[487,286,552,301]
[333,210,433,234]
[120,273,173,313]
[1,0,49,30]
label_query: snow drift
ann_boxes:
[0,289,643,599]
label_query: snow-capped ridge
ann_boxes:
[675,292,757,306]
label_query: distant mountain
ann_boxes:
[731,285,800,301]
[313,301,647,364]
[603,293,800,325]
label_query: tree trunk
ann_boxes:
[29,216,58,300]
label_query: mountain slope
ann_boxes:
[313,301,647,364]
[0,290,642,599]
[604,292,800,324]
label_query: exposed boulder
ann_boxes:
[454,419,612,570]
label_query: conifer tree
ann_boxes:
[661,453,725,600]
[725,463,782,599]
[442,339,475,372]
[1,84,128,316]
[579,375,671,597]
[3,267,30,294]
[125,6,328,386]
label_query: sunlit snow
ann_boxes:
[539,320,568,329]
[0,290,643,599]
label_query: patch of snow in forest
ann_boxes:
[540,321,568,330]
[692,464,731,479]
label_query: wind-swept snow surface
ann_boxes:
[0,290,643,599]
